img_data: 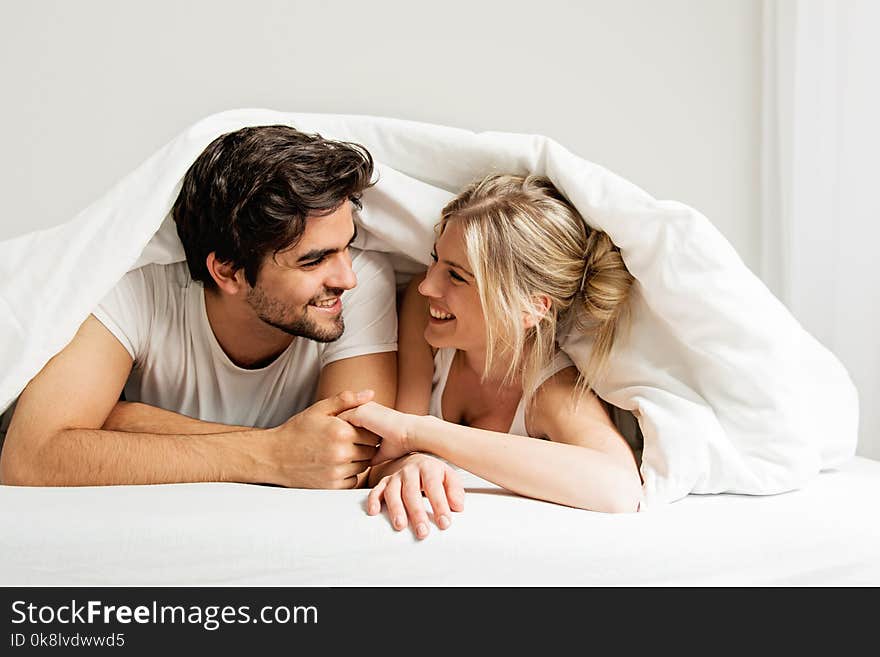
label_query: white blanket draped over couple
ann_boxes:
[0,108,858,513]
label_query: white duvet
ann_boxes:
[0,109,859,508]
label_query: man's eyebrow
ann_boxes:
[295,225,358,264]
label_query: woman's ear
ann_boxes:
[522,294,552,329]
[206,253,247,295]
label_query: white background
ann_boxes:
[0,0,761,270]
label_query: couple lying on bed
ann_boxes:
[0,124,641,539]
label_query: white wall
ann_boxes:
[0,0,762,271]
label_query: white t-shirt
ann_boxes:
[92,249,397,429]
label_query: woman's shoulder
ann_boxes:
[548,349,575,373]
[526,352,585,431]
[537,350,578,389]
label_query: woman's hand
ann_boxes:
[339,401,416,463]
[368,453,465,540]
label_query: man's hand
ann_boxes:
[267,390,380,489]
[338,401,415,464]
[367,453,465,540]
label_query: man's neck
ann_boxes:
[203,287,294,369]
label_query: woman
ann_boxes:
[342,174,642,539]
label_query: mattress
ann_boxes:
[2,456,878,586]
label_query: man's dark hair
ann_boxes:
[172,125,374,288]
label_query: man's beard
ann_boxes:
[246,285,345,343]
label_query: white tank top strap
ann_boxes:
[428,347,457,420]
[508,350,576,437]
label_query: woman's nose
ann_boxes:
[418,265,440,297]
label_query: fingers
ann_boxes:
[371,438,405,466]
[328,457,382,488]
[349,443,379,462]
[351,427,381,448]
[367,478,387,515]
[339,402,384,434]
[401,470,430,540]
[422,468,453,531]
[444,466,466,512]
[382,475,408,532]
[338,404,411,464]
[366,457,464,540]
[314,389,374,416]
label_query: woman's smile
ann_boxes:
[428,305,455,322]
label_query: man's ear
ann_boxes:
[522,294,552,329]
[206,253,247,295]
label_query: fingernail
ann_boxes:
[437,515,450,530]
[368,504,379,515]
[394,515,405,529]
[416,523,428,538]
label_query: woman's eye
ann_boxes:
[429,250,438,262]
[449,270,466,283]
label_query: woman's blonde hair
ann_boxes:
[438,173,633,405]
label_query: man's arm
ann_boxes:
[0,315,267,486]
[103,402,250,434]
[316,351,396,488]
[316,353,397,408]
[0,315,373,488]
[394,273,434,414]
[100,355,397,483]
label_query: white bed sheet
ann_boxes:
[2,457,878,586]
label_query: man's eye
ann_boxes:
[303,257,325,268]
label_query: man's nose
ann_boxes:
[328,251,357,290]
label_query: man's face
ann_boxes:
[246,201,358,342]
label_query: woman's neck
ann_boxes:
[458,346,521,391]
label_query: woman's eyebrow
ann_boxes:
[433,242,474,277]
[443,259,473,277]
[441,255,474,277]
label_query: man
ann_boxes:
[0,125,397,489]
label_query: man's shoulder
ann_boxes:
[348,249,395,294]
[350,247,392,274]
[110,261,190,299]
[105,261,193,320]
[127,261,192,289]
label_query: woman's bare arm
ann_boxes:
[346,367,642,512]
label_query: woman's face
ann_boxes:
[418,220,487,353]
